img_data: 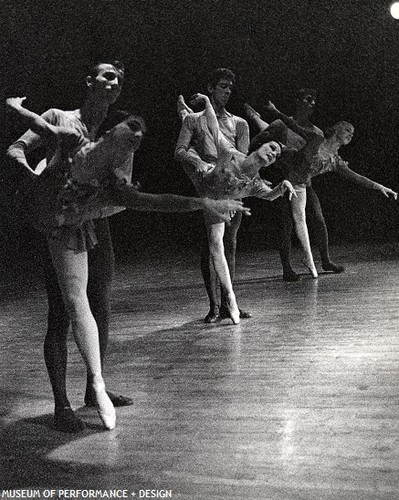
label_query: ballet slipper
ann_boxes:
[302,258,318,279]
[177,95,193,120]
[322,260,345,273]
[91,376,116,430]
[224,294,240,325]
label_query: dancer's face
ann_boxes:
[296,93,316,117]
[242,140,282,174]
[334,122,354,146]
[87,64,124,104]
[255,141,282,166]
[209,79,233,108]
[106,120,144,151]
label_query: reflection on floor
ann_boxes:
[1,243,399,499]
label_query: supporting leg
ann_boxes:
[291,188,318,278]
[278,194,301,281]
[306,186,344,273]
[220,211,251,319]
[48,237,115,430]
[206,222,240,324]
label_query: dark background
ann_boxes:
[1,0,399,266]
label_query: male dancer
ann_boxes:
[175,68,251,322]
[245,89,344,282]
[7,60,134,432]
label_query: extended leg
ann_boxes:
[243,103,269,132]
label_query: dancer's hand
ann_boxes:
[204,199,251,221]
[280,180,297,200]
[6,96,26,111]
[377,184,398,200]
[196,161,216,178]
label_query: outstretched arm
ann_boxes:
[6,97,58,142]
[337,161,398,199]
[109,183,251,221]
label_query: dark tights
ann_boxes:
[41,218,114,410]
[200,211,242,309]
[279,185,331,273]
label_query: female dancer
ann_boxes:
[250,101,397,278]
[7,96,249,430]
[176,94,296,323]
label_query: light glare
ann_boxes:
[390,2,399,19]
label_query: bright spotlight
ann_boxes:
[390,2,399,19]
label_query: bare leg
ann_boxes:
[220,212,251,318]
[47,238,116,430]
[206,223,240,324]
[290,189,318,278]
[243,103,270,132]
[177,95,194,121]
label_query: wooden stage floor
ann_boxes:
[1,242,399,499]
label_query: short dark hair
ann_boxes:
[295,88,317,101]
[208,67,236,88]
[89,60,125,86]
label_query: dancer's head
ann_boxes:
[324,121,354,146]
[86,60,125,104]
[295,88,317,117]
[243,120,287,172]
[100,110,146,151]
[207,68,236,109]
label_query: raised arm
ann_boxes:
[6,97,58,142]
[336,160,398,199]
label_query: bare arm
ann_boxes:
[6,97,57,142]
[251,179,297,201]
[109,183,251,221]
[337,161,398,199]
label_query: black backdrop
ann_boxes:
[1,0,399,263]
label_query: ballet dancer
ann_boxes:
[244,89,346,281]
[175,68,255,323]
[249,101,397,278]
[176,92,296,323]
[6,61,248,433]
